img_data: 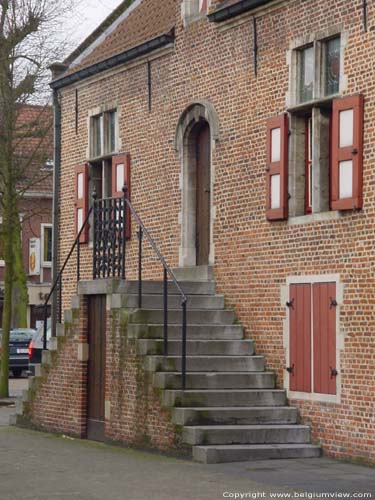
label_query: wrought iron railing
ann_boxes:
[42,206,93,350]
[92,195,126,279]
[43,184,188,390]
[93,185,188,389]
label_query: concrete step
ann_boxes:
[173,406,298,426]
[129,309,235,325]
[154,371,276,389]
[116,294,224,310]
[163,389,286,408]
[137,339,255,356]
[79,279,216,296]
[173,266,214,282]
[145,355,265,373]
[193,444,321,464]
[128,324,244,340]
[56,323,65,337]
[183,424,311,445]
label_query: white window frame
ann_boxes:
[286,29,348,220]
[281,274,345,404]
[41,223,53,267]
[88,105,119,161]
[287,29,347,108]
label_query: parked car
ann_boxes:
[28,320,51,375]
[0,328,36,377]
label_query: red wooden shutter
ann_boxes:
[331,95,364,210]
[74,164,89,243]
[313,283,337,395]
[289,284,312,393]
[266,114,289,220]
[112,154,131,239]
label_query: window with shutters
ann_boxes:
[283,32,363,219]
[284,276,342,403]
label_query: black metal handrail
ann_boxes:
[93,184,188,390]
[43,183,188,391]
[42,206,93,351]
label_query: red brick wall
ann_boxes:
[54,0,375,463]
[25,298,184,453]
[25,299,88,437]
[105,308,182,451]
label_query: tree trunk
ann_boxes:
[11,225,28,328]
[0,211,15,398]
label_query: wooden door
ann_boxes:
[313,283,337,395]
[87,295,106,441]
[196,123,211,266]
[289,283,312,392]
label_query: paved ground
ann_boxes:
[0,377,28,426]
[0,413,373,500]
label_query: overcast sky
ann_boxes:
[66,0,124,50]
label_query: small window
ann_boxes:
[297,36,340,104]
[90,110,117,159]
[298,46,314,103]
[92,115,102,158]
[42,225,52,266]
[305,116,313,214]
[181,0,210,25]
[323,37,340,97]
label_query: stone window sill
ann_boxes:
[287,94,340,113]
[288,210,342,226]
[287,390,340,405]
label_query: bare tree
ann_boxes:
[0,0,74,397]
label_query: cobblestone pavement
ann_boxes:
[0,422,373,500]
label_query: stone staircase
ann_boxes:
[126,273,321,464]
[17,272,321,464]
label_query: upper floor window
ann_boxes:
[90,110,117,159]
[181,0,210,25]
[266,31,364,221]
[298,36,341,104]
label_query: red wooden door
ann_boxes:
[196,123,211,266]
[87,295,106,441]
[289,283,312,392]
[313,283,337,395]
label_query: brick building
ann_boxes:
[0,105,53,329]
[16,0,375,464]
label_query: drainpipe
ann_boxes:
[49,63,66,337]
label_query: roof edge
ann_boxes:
[208,0,275,22]
[64,0,138,66]
[50,31,175,91]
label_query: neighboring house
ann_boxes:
[0,105,53,329]
[15,0,375,466]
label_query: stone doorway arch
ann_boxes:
[175,101,220,267]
